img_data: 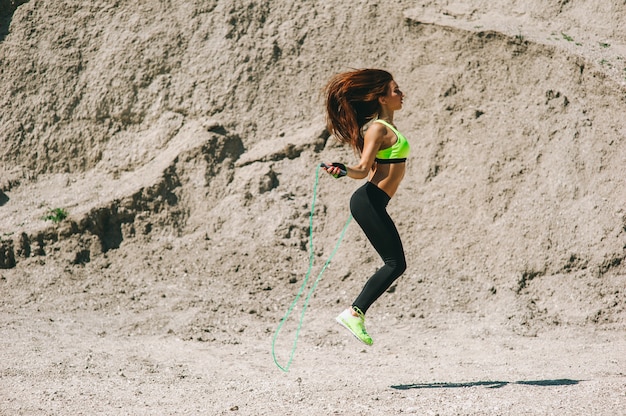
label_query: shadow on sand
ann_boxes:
[391,379,580,390]
[0,190,9,206]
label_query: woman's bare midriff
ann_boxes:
[368,162,406,198]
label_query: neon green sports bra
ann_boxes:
[374,119,410,164]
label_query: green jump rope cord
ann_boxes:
[271,164,352,372]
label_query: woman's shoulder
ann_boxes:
[365,120,388,134]
[365,120,393,140]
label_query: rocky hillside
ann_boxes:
[1,0,625,333]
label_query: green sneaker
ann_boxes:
[335,307,373,346]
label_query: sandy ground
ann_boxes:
[1,219,624,415]
[1,298,624,415]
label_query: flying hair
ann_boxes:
[324,69,393,154]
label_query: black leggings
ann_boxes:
[349,182,407,314]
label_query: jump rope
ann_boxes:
[271,163,352,372]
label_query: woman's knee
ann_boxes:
[396,258,407,277]
[386,256,406,278]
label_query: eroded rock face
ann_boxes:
[0,0,625,328]
[0,238,15,269]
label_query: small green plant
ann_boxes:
[561,32,574,42]
[42,208,68,223]
[599,42,611,48]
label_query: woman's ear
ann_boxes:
[378,95,387,105]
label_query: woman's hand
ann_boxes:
[320,162,347,178]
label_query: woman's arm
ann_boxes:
[323,122,385,179]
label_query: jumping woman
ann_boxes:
[322,68,410,346]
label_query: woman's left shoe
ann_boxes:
[335,308,373,346]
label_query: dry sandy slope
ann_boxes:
[1,0,625,414]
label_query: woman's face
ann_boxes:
[383,80,404,111]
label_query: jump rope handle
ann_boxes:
[319,162,347,178]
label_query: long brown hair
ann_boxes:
[324,69,393,153]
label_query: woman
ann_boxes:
[322,68,410,346]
